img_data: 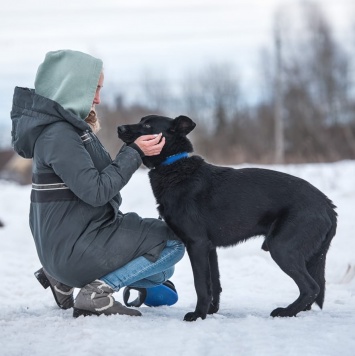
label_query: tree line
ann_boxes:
[97,2,355,165]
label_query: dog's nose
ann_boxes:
[117,126,126,135]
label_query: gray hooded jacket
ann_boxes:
[11,50,173,287]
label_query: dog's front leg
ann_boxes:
[184,241,213,322]
[208,248,222,315]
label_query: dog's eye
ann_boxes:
[143,124,151,129]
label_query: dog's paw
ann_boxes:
[207,302,219,314]
[270,307,297,318]
[183,311,206,322]
[303,304,312,311]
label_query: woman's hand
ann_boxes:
[134,133,165,156]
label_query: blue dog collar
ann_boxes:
[161,152,189,166]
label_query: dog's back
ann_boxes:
[151,157,336,247]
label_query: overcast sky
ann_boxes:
[1,0,354,145]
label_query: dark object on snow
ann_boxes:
[117,115,338,322]
[0,220,4,228]
[123,280,178,307]
[34,267,74,309]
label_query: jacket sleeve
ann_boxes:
[41,123,142,207]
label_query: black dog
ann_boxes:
[117,115,337,322]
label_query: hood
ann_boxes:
[11,50,103,159]
[35,49,103,120]
[11,87,90,158]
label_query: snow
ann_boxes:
[0,160,355,356]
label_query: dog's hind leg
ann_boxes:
[304,255,326,311]
[207,248,222,315]
[268,235,320,317]
[305,215,336,310]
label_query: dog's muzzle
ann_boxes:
[117,126,127,135]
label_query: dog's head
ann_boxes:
[117,115,196,169]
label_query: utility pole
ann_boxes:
[274,23,285,164]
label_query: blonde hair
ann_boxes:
[85,109,101,133]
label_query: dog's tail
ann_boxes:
[307,201,337,309]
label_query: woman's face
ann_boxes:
[92,72,104,107]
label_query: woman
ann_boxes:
[11,49,185,317]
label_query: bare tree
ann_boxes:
[181,63,245,162]
[140,70,173,113]
[266,1,355,162]
[94,1,355,165]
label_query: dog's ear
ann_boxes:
[171,116,196,135]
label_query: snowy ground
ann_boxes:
[0,160,354,356]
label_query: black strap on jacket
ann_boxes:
[31,172,78,203]
[31,130,91,203]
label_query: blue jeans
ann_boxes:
[101,240,185,291]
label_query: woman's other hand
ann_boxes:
[134,133,165,156]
